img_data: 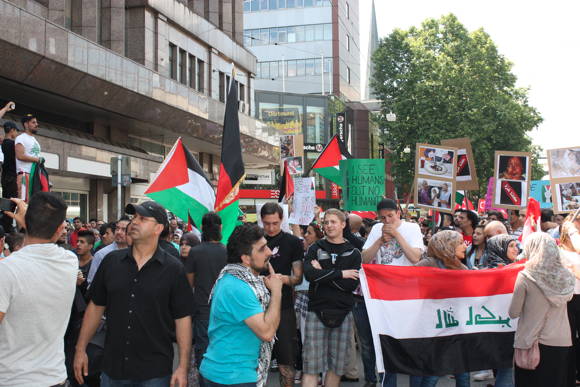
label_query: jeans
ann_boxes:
[494,367,514,387]
[409,373,470,387]
[201,376,256,387]
[100,373,170,386]
[194,319,210,367]
[352,299,377,383]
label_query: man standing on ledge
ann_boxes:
[15,114,43,201]
[74,201,193,387]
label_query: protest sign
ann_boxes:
[340,159,385,211]
[289,177,317,225]
[415,143,458,214]
[529,180,553,209]
[441,137,479,191]
[492,151,532,210]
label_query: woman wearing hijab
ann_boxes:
[483,234,519,268]
[413,230,470,387]
[509,232,575,387]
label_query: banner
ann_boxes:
[529,180,553,209]
[360,264,523,376]
[262,107,302,134]
[340,159,385,211]
[492,151,532,210]
[289,177,317,225]
[547,146,580,213]
[441,137,479,191]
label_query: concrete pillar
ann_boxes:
[222,0,233,38]
[156,14,169,77]
[101,0,125,55]
[208,0,219,26]
[48,0,66,26]
[71,0,99,42]
[89,179,106,221]
[233,0,243,46]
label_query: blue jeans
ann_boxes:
[194,319,210,367]
[352,299,377,383]
[409,373,470,387]
[100,373,170,386]
[494,368,514,387]
[201,376,255,387]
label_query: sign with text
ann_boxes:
[530,180,554,209]
[289,177,317,225]
[340,159,385,211]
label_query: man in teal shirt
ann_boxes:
[200,223,282,387]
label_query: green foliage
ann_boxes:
[371,14,543,196]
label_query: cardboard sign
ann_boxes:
[529,180,554,209]
[340,159,385,211]
[492,151,532,210]
[441,137,479,191]
[547,146,580,213]
[289,177,317,225]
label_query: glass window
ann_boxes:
[169,43,177,80]
[188,54,196,89]
[269,0,277,9]
[347,66,351,84]
[305,58,315,75]
[197,59,204,93]
[251,29,260,45]
[278,0,286,7]
[260,28,269,44]
[306,105,325,143]
[324,23,332,40]
[324,57,332,73]
[287,60,297,77]
[287,26,296,43]
[304,25,314,41]
[304,0,313,6]
[295,0,303,6]
[244,0,251,11]
[287,0,295,7]
[314,24,324,40]
[314,58,322,75]
[261,62,270,79]
[260,0,268,10]
[251,0,259,11]
[244,32,251,47]
[296,59,305,76]
[271,61,279,79]
[295,25,304,42]
[278,27,287,43]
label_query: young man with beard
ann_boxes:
[74,201,193,386]
[200,223,283,387]
[86,217,130,285]
[260,202,304,387]
[15,114,43,200]
[302,209,361,387]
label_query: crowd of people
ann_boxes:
[1,187,580,387]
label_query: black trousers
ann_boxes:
[515,344,569,387]
[568,294,580,386]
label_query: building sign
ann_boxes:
[245,169,275,185]
[336,112,346,144]
[304,143,325,153]
[261,107,302,134]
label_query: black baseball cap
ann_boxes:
[125,201,168,227]
[377,198,398,212]
[21,114,36,125]
[3,121,18,133]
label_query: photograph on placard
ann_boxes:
[496,155,529,181]
[495,180,527,208]
[441,137,479,191]
[415,177,455,213]
[553,182,580,213]
[492,151,532,209]
[280,135,295,159]
[285,156,303,175]
[416,144,457,180]
[547,147,580,179]
[529,180,554,209]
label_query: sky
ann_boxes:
[359,0,580,154]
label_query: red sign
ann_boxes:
[330,183,340,199]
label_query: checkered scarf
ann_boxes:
[210,264,273,387]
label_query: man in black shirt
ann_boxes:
[74,201,193,387]
[185,212,227,371]
[260,202,304,387]
[302,208,361,387]
[1,121,18,233]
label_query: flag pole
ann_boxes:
[402,179,415,219]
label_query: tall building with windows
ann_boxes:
[244,0,360,101]
[0,0,278,221]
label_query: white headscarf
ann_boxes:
[522,232,575,297]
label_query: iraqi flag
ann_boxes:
[278,160,294,203]
[360,264,523,376]
[306,134,351,185]
[215,71,245,242]
[145,138,215,228]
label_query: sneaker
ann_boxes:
[295,370,302,384]
[472,370,494,381]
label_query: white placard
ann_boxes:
[289,177,316,225]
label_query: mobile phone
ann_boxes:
[9,102,15,110]
[0,198,16,213]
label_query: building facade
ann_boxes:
[0,0,279,221]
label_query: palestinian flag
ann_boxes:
[307,134,351,185]
[26,161,50,201]
[145,138,215,228]
[360,264,522,376]
[278,160,295,203]
[215,72,245,243]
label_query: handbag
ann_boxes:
[514,340,540,370]
[315,309,349,328]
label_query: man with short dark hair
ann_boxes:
[15,114,43,200]
[2,120,18,199]
[74,201,193,387]
[455,209,479,247]
[0,192,77,386]
[185,212,227,370]
[159,224,180,258]
[69,217,83,247]
[200,223,283,387]
[541,208,560,238]
[260,202,304,387]
[86,217,130,284]
[94,222,115,252]
[509,210,523,238]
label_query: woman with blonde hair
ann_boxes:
[509,232,575,386]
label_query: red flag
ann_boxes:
[520,198,541,243]
[278,160,294,203]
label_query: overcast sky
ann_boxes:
[359,0,580,153]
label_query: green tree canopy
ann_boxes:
[371,14,543,196]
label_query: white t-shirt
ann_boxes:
[363,221,424,266]
[15,132,41,173]
[0,243,78,386]
[561,249,580,294]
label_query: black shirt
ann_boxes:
[89,246,193,380]
[1,138,15,177]
[264,231,304,310]
[185,242,227,320]
[304,239,361,312]
[158,239,180,259]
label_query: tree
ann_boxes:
[371,14,543,196]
